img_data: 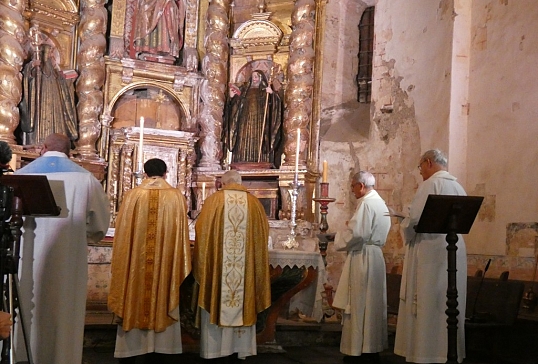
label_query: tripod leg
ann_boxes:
[10,274,33,364]
[1,276,10,364]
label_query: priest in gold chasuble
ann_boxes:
[108,159,191,361]
[194,170,271,360]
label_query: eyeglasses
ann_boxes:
[417,159,428,171]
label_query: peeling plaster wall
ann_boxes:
[319,0,455,286]
[319,0,538,287]
[465,1,538,262]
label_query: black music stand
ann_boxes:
[0,175,61,217]
[414,194,483,364]
[0,175,60,364]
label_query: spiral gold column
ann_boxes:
[198,0,230,171]
[75,0,108,160]
[0,0,26,145]
[283,0,316,169]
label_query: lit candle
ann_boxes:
[138,117,144,171]
[295,128,301,178]
[322,160,328,183]
[202,182,206,201]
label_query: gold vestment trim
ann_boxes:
[142,189,159,324]
[220,190,248,326]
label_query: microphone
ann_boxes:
[469,258,492,323]
[484,259,491,272]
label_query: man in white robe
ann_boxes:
[14,133,110,364]
[394,149,467,363]
[332,171,391,364]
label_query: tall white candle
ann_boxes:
[322,160,328,183]
[295,128,300,181]
[202,182,206,201]
[138,117,144,170]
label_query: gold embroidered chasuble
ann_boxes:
[108,177,191,332]
[194,183,271,327]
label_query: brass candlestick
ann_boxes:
[283,180,301,250]
[134,162,144,186]
[313,182,335,265]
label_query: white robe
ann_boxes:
[332,189,391,356]
[394,170,467,363]
[114,319,183,358]
[14,152,110,364]
[200,309,257,359]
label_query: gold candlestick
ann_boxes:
[313,182,335,265]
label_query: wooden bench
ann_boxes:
[465,276,525,360]
[386,272,530,361]
[386,274,524,322]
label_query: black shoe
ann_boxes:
[343,353,380,364]
[228,353,240,364]
[363,352,380,364]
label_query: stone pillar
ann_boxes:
[197,0,230,171]
[75,0,108,160]
[283,0,316,170]
[0,0,26,145]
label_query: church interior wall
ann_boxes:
[464,0,538,281]
[318,0,538,289]
[9,0,537,317]
[319,0,453,286]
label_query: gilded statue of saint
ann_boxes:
[223,70,283,168]
[20,43,78,146]
[131,0,186,61]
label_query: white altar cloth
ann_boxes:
[268,249,326,322]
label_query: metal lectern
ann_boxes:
[414,194,483,364]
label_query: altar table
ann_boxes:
[255,249,326,344]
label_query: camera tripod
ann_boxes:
[0,185,33,364]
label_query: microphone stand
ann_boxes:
[469,258,491,323]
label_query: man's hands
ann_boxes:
[0,311,12,339]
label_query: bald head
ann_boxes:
[43,134,71,156]
[221,170,242,186]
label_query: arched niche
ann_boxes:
[107,82,188,131]
[234,59,285,87]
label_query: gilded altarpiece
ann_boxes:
[101,0,202,221]
[106,128,196,226]
[202,3,318,223]
[1,0,330,328]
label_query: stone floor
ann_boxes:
[82,343,521,364]
[80,319,538,364]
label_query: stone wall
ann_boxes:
[317,0,538,288]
